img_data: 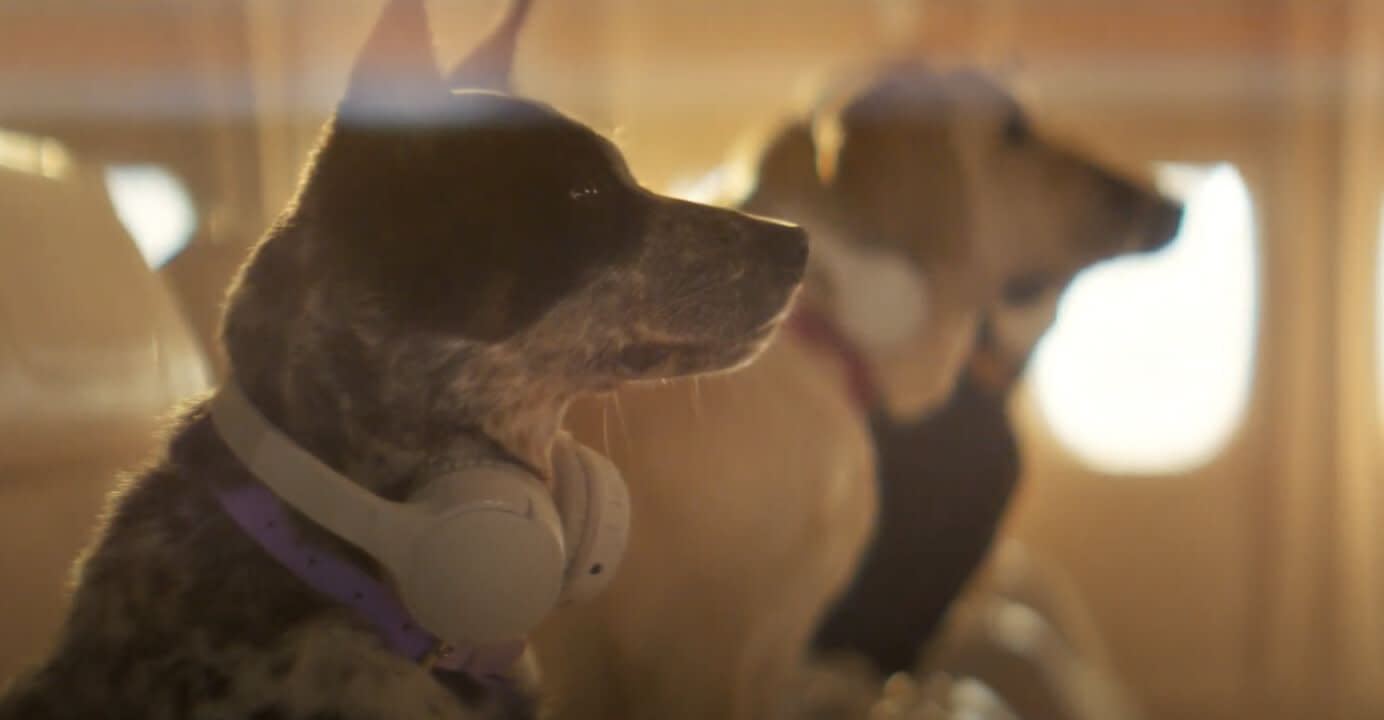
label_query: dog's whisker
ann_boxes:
[691,375,705,425]
[610,391,633,456]
[601,395,613,457]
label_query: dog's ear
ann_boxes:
[447,0,534,91]
[744,122,827,213]
[339,0,445,123]
[832,65,968,258]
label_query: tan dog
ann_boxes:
[531,62,1183,720]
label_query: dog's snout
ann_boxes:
[1101,174,1145,217]
[1100,174,1185,253]
[1144,197,1185,252]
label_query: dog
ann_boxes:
[0,2,806,719]
[809,315,1165,679]
[813,69,1184,681]
[531,62,1183,720]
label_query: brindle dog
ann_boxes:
[0,2,806,719]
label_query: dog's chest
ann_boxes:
[618,335,878,594]
[760,334,879,585]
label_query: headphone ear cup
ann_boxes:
[394,466,567,646]
[550,439,631,604]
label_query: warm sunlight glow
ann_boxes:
[104,164,198,270]
[1030,163,1258,475]
[667,166,730,205]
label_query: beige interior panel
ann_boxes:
[0,158,210,680]
[0,164,210,468]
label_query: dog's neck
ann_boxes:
[220,233,568,497]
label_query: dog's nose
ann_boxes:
[1101,174,1145,216]
[752,216,810,277]
[1144,196,1185,252]
[1101,175,1185,253]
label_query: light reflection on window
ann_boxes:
[0,128,71,180]
[103,164,197,270]
[1029,163,1258,475]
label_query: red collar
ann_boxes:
[786,304,878,412]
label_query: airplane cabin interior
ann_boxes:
[1,2,1382,719]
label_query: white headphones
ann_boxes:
[810,230,931,353]
[210,380,629,647]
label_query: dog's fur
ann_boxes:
[0,3,806,719]
[532,63,1183,720]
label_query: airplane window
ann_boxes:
[0,130,194,270]
[103,164,198,270]
[1028,163,1259,475]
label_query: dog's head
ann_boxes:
[782,62,1183,418]
[222,0,806,476]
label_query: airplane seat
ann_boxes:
[921,540,1144,720]
[0,157,211,683]
[984,540,1116,667]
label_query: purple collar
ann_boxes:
[209,475,524,682]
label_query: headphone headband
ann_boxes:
[210,380,423,544]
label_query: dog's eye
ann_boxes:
[1002,110,1030,144]
[569,185,602,201]
[1001,273,1050,305]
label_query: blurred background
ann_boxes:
[1,1,1382,719]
